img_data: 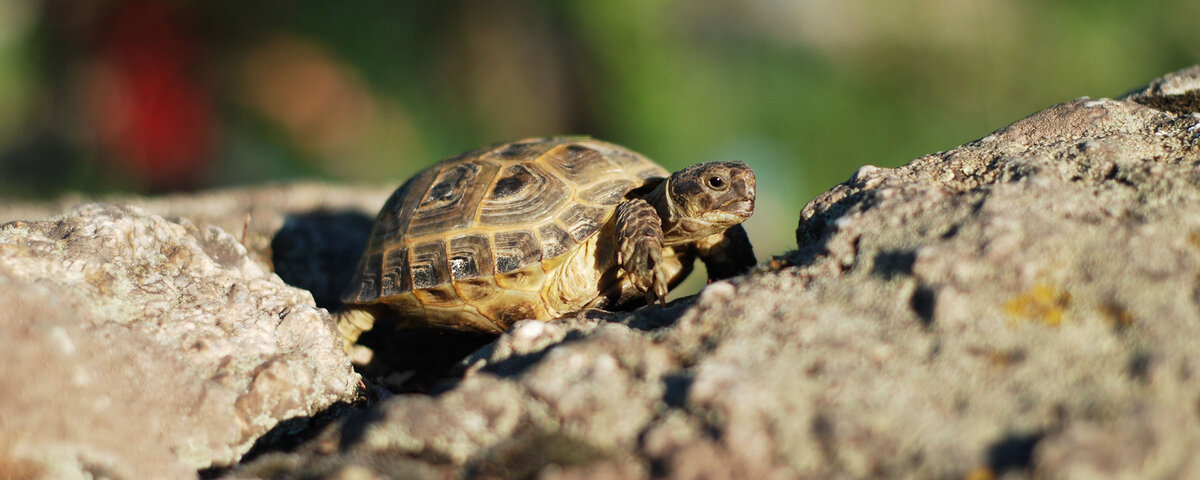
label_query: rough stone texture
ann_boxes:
[1123,64,1200,114]
[0,182,394,276]
[228,66,1200,479]
[0,204,361,478]
[6,66,1200,479]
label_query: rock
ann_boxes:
[778,65,1200,477]
[6,66,1200,479]
[233,66,1200,478]
[0,204,361,477]
[1122,64,1200,114]
[234,321,666,479]
[0,182,394,278]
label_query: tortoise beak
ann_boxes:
[719,171,755,219]
[726,199,754,217]
[716,199,754,221]
[707,197,754,224]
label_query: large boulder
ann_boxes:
[0,204,362,478]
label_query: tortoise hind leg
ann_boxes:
[696,224,757,281]
[614,197,670,305]
[334,305,387,353]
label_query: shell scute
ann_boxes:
[380,246,411,297]
[448,233,492,280]
[351,251,383,304]
[491,139,555,160]
[579,179,637,205]
[454,277,497,303]
[412,284,459,307]
[478,163,569,226]
[409,162,495,237]
[558,204,607,242]
[369,167,437,250]
[543,143,622,185]
[537,223,575,259]
[493,230,542,273]
[410,241,449,289]
[636,166,667,181]
[494,263,545,292]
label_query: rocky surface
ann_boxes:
[2,66,1200,479]
[0,204,362,478]
[0,183,394,276]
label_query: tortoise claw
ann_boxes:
[625,233,664,299]
[615,197,671,306]
[654,270,669,306]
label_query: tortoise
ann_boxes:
[336,136,756,349]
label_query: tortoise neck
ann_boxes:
[643,177,693,246]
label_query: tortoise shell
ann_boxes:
[343,137,671,333]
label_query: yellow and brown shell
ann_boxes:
[342,137,670,333]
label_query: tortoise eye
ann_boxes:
[706,175,728,191]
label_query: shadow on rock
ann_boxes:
[271,208,498,392]
[271,209,374,310]
[358,323,496,393]
[200,401,364,479]
[986,431,1046,477]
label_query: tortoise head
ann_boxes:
[660,161,756,244]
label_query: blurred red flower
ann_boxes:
[84,0,216,190]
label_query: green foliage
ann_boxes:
[0,0,1195,259]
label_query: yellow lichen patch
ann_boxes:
[965,346,1027,367]
[1187,231,1200,252]
[1098,302,1135,330]
[1005,283,1071,326]
[965,466,996,480]
[85,269,116,295]
[987,349,1027,367]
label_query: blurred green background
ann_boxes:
[0,0,1196,264]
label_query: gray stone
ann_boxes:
[8,66,1200,479]
[0,204,360,478]
[0,182,393,276]
[775,65,1200,478]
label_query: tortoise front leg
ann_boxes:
[696,224,757,281]
[614,197,670,305]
